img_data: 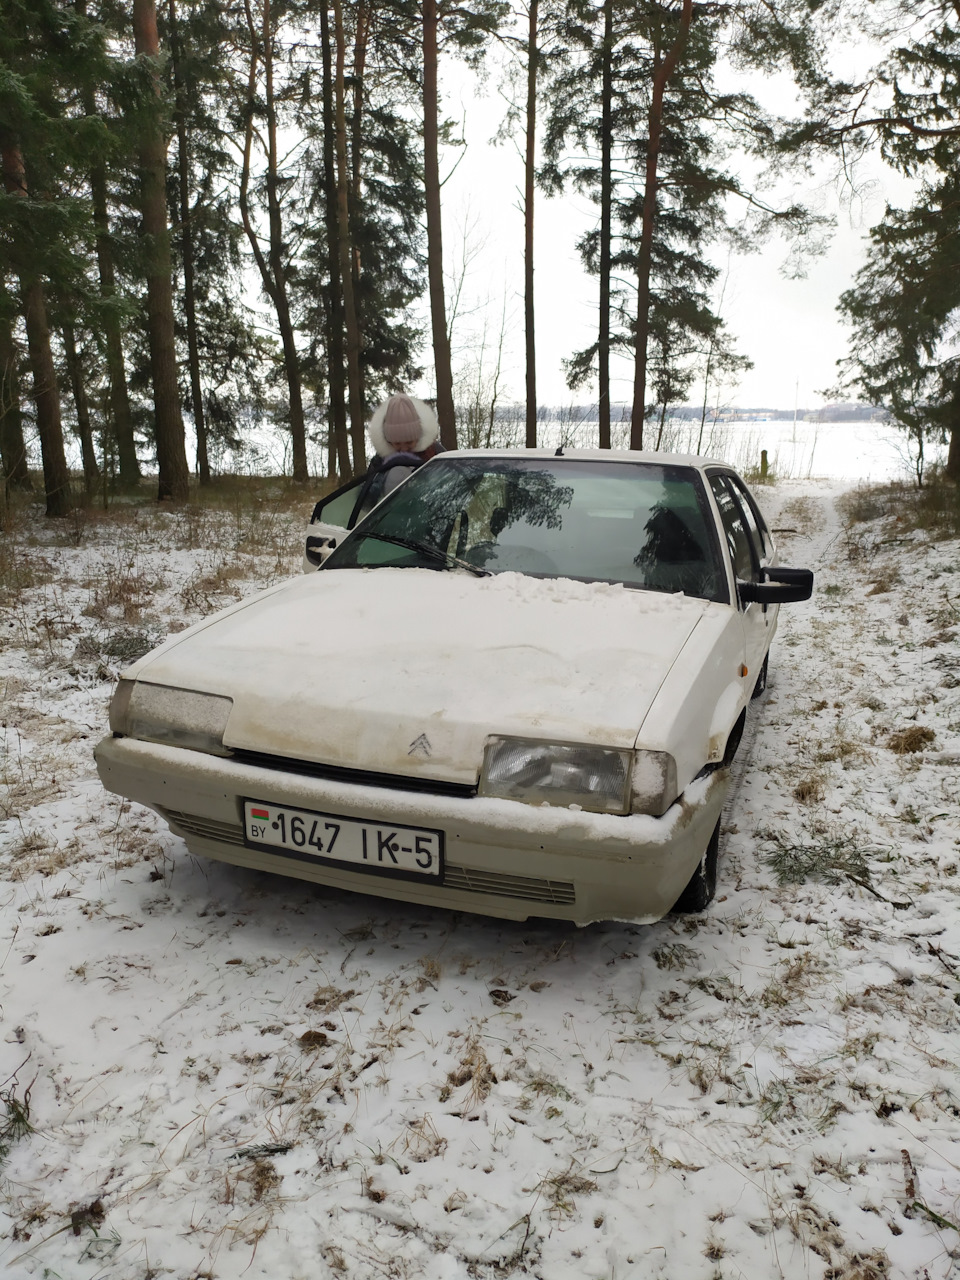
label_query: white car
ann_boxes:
[96,450,812,925]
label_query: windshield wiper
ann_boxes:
[353,530,491,577]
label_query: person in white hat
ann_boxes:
[353,394,443,516]
[367,393,442,491]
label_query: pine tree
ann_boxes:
[0,285,30,492]
[812,1,960,479]
[161,0,268,480]
[543,0,816,448]
[133,0,190,501]
[416,0,508,448]
[238,0,310,482]
[295,0,425,476]
[839,177,960,481]
[0,0,111,514]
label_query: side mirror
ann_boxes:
[305,534,337,567]
[739,566,814,605]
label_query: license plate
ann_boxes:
[242,799,443,880]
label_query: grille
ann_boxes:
[159,809,246,847]
[158,808,575,905]
[229,748,477,799]
[443,865,576,904]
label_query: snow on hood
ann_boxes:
[130,567,711,784]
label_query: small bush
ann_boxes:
[840,475,960,539]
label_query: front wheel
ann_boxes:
[672,818,721,913]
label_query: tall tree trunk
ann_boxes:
[598,0,612,449]
[77,0,139,484]
[524,0,538,447]
[333,0,366,472]
[62,321,100,495]
[90,161,141,485]
[262,0,308,481]
[351,0,370,415]
[240,0,309,482]
[2,141,72,516]
[629,0,692,450]
[168,0,210,484]
[133,0,190,502]
[319,1,350,478]
[423,0,457,447]
[947,398,960,482]
[0,311,30,490]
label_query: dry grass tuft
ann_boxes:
[885,725,936,754]
[83,555,165,623]
[440,1037,497,1108]
[794,776,826,805]
[307,985,356,1013]
[403,1114,446,1162]
[539,1163,598,1216]
[866,567,901,595]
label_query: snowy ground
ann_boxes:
[1,478,959,1280]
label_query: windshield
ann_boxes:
[322,456,728,602]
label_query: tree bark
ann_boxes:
[351,0,370,414]
[629,0,693,450]
[319,0,351,478]
[2,141,72,516]
[423,0,457,447]
[524,0,538,447]
[76,0,140,484]
[947,411,960,481]
[90,161,140,484]
[133,0,190,502]
[240,0,309,482]
[168,0,210,484]
[333,0,367,473]
[598,0,613,449]
[62,321,100,495]
[0,311,30,490]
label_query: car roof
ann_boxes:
[442,447,730,471]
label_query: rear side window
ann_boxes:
[709,475,759,583]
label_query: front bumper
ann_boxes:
[95,736,729,925]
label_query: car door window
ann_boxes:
[728,474,773,558]
[311,476,367,529]
[709,475,759,583]
[723,477,767,568]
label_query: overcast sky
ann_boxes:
[413,53,913,414]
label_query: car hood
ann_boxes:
[130,568,712,785]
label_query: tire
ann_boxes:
[751,654,769,700]
[672,818,721,914]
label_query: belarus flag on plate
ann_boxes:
[251,807,270,820]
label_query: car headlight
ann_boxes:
[109,679,233,757]
[480,738,633,814]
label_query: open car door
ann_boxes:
[302,476,368,571]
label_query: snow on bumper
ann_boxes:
[95,736,729,925]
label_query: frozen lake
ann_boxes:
[676,417,925,482]
[528,415,931,483]
[59,412,931,484]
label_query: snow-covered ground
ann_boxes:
[1,478,959,1280]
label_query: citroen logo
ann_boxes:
[408,733,432,758]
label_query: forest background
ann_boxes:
[2,0,960,518]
